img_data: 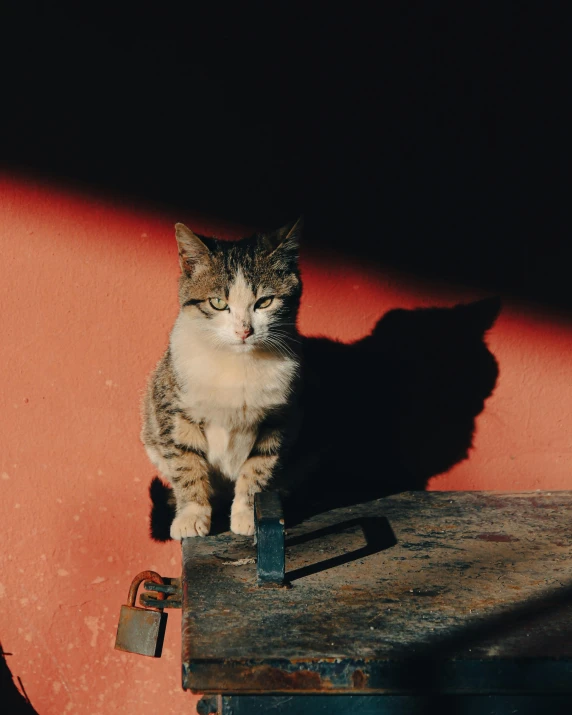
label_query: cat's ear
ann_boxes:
[175,223,211,274]
[265,217,303,265]
[456,297,502,335]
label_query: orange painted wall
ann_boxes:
[1,174,571,714]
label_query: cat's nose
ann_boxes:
[236,326,253,341]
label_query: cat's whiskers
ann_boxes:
[260,335,298,360]
[266,330,302,349]
[270,329,302,344]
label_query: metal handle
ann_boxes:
[254,491,286,587]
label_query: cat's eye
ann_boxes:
[209,297,228,311]
[255,296,274,310]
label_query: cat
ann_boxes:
[141,219,303,539]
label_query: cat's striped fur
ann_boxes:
[141,220,303,539]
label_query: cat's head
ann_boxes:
[174,219,302,353]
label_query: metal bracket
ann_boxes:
[196,694,222,715]
[254,492,288,588]
[139,577,182,609]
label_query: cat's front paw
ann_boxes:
[230,506,255,536]
[170,503,211,539]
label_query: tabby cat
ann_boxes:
[141,220,303,539]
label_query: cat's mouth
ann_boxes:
[233,340,256,352]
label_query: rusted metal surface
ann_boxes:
[139,578,182,609]
[181,491,572,693]
[115,571,167,657]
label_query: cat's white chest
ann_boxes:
[179,349,294,420]
[203,423,257,479]
[171,320,297,479]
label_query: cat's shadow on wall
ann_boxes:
[150,297,500,538]
[283,297,501,525]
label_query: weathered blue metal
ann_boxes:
[254,491,286,587]
[199,694,572,714]
[181,491,572,700]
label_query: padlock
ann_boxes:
[114,571,168,657]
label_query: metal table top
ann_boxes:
[181,491,572,694]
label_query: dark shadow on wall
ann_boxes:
[0,643,39,715]
[284,297,500,524]
[150,297,500,537]
[0,5,569,310]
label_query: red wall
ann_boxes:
[1,174,571,714]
